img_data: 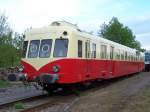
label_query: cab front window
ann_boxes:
[28,40,40,58]
[53,39,68,57]
[39,39,52,58]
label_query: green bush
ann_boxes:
[0,80,10,88]
[14,102,25,109]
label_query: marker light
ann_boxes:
[52,65,59,73]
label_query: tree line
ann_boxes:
[98,17,145,52]
[0,13,145,68]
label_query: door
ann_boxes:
[109,46,114,75]
[85,40,91,79]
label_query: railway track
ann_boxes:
[0,84,48,112]
[0,91,47,108]
[0,74,139,112]
[21,95,78,112]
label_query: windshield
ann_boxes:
[28,40,40,58]
[39,39,52,58]
[22,41,28,58]
[53,39,68,57]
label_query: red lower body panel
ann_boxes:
[21,59,144,84]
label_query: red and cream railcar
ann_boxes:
[20,21,144,89]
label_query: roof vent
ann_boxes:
[51,22,61,26]
[51,21,78,28]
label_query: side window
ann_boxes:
[136,51,140,61]
[131,55,133,61]
[133,55,135,61]
[110,46,114,59]
[53,39,68,57]
[128,53,131,61]
[85,41,90,58]
[78,40,82,57]
[92,43,96,58]
[116,49,120,60]
[121,51,124,60]
[101,45,107,59]
[125,51,127,60]
[128,53,130,61]
[85,42,88,58]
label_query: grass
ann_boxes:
[0,80,11,88]
[14,102,25,109]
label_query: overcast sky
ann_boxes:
[0,0,150,50]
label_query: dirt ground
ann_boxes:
[68,72,150,112]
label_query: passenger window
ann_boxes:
[39,39,52,58]
[92,43,96,58]
[128,54,131,61]
[110,46,114,59]
[121,51,124,60]
[116,49,120,60]
[134,56,136,61]
[85,42,88,58]
[85,41,90,58]
[28,40,40,58]
[101,45,107,59]
[125,51,127,60]
[22,41,28,58]
[78,40,82,57]
[53,39,68,57]
[131,55,133,61]
[136,51,140,61]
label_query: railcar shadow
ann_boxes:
[48,72,141,96]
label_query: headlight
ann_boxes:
[52,65,59,73]
[18,65,24,72]
[19,73,28,81]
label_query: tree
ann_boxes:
[98,17,145,52]
[0,44,19,67]
[0,13,12,45]
[13,32,25,50]
[13,33,25,62]
[0,12,23,68]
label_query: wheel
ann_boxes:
[43,84,58,95]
